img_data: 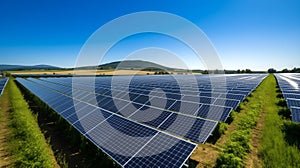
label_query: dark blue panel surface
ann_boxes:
[158,113,217,143]
[291,108,300,122]
[287,99,300,108]
[213,98,240,110]
[168,101,201,115]
[124,133,196,168]
[197,104,231,122]
[129,107,172,128]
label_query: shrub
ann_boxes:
[218,122,228,135]
[216,153,243,168]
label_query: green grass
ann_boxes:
[216,78,263,167]
[217,74,300,167]
[7,78,57,167]
[259,75,300,167]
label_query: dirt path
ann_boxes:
[245,105,265,168]
[0,86,14,167]
[190,144,220,168]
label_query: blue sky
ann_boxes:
[0,0,299,71]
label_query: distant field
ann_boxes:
[9,69,199,75]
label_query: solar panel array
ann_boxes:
[275,73,300,122]
[16,77,197,168]
[0,78,8,96]
[16,74,266,167]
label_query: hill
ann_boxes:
[0,64,62,71]
[76,60,187,71]
[98,60,173,70]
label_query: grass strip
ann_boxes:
[217,74,300,167]
[259,75,300,167]
[7,78,57,167]
[216,75,271,167]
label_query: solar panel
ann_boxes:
[197,104,232,122]
[158,113,217,143]
[133,94,152,105]
[73,108,113,134]
[85,115,158,165]
[168,100,202,115]
[16,78,197,168]
[117,102,144,117]
[123,133,196,168]
[129,106,173,128]
[282,90,300,94]
[166,92,181,100]
[227,90,250,96]
[286,98,300,108]
[213,98,240,110]
[0,78,8,96]
[291,107,300,123]
[199,92,220,98]
[149,97,177,110]
[52,99,74,112]
[275,74,300,123]
[218,93,245,101]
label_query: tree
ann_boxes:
[290,67,300,73]
[245,69,252,73]
[268,68,277,73]
[281,68,289,73]
[202,70,209,74]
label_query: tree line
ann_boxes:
[268,67,300,73]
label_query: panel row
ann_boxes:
[16,78,197,168]
[38,75,266,122]
[0,78,8,96]
[275,73,300,122]
[25,77,219,143]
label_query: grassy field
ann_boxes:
[4,78,58,167]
